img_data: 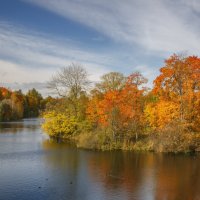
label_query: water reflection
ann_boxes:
[0,119,200,200]
[0,118,40,134]
[42,139,200,200]
[154,154,200,200]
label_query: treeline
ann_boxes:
[0,88,51,122]
[42,55,200,153]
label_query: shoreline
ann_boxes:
[47,133,200,154]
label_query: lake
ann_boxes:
[0,118,200,200]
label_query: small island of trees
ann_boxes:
[41,54,200,153]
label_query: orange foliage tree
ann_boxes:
[0,87,11,99]
[147,54,200,131]
[87,72,147,141]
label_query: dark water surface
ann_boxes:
[0,119,200,200]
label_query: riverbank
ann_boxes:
[42,112,200,153]
[48,129,200,153]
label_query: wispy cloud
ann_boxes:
[0,20,159,91]
[0,21,115,93]
[23,0,200,55]
[2,0,200,94]
[0,21,114,70]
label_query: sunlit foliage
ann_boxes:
[0,87,48,122]
[40,57,200,152]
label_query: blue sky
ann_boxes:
[0,0,200,95]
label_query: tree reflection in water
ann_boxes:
[42,138,200,200]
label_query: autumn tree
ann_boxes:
[121,72,147,140]
[0,87,46,122]
[87,72,147,142]
[145,100,179,129]
[95,72,126,93]
[0,88,24,121]
[148,54,200,131]
[0,87,11,99]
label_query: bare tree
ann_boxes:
[47,63,90,117]
[47,63,90,98]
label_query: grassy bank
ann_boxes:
[45,126,200,153]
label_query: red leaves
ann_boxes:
[0,87,11,99]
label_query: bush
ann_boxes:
[152,122,194,153]
[42,111,79,138]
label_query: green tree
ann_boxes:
[24,88,43,117]
[95,72,126,93]
[0,100,12,121]
[11,90,24,119]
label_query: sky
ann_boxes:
[0,0,200,96]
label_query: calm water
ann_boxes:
[0,119,200,200]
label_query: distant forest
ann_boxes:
[0,87,52,121]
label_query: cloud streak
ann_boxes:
[0,21,158,88]
[23,0,200,55]
[0,21,115,93]
[1,0,200,94]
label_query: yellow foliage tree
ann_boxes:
[42,111,78,138]
[145,100,180,129]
